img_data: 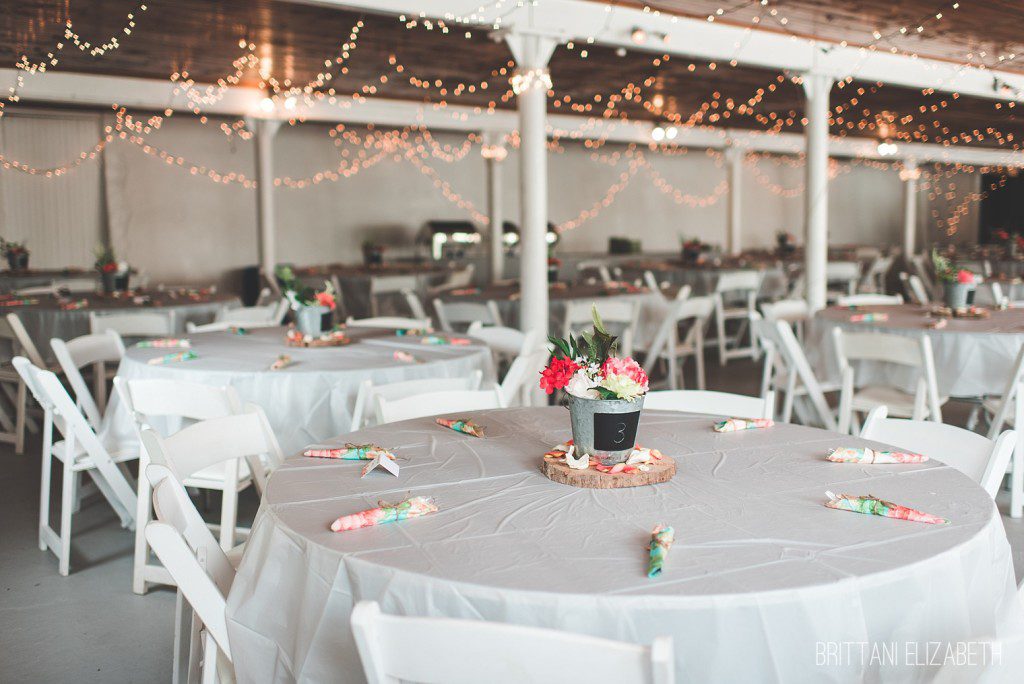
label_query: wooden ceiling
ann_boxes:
[1,0,1022,150]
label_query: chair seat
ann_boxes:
[719,307,751,319]
[983,397,1013,426]
[53,440,137,470]
[182,458,254,490]
[851,386,949,417]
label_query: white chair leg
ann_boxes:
[1011,439,1023,519]
[218,485,238,553]
[133,452,154,595]
[201,631,219,684]
[716,306,728,366]
[15,380,26,454]
[58,466,75,576]
[39,428,53,552]
[172,590,193,684]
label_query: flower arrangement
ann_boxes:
[541,306,649,401]
[681,237,708,264]
[276,265,336,311]
[94,246,120,274]
[775,231,797,253]
[931,249,976,285]
[993,229,1012,243]
[0,237,30,269]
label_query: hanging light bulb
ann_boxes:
[877,140,898,156]
[651,126,666,141]
[665,126,678,140]
[258,97,275,113]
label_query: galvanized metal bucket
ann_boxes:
[568,394,645,466]
[295,305,329,336]
[943,283,974,310]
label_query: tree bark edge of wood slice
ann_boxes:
[539,456,676,489]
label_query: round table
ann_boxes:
[811,304,1024,397]
[225,407,1023,683]
[102,326,495,454]
[5,291,237,362]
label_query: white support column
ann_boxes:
[802,72,833,312]
[900,160,921,258]
[482,131,508,283]
[507,33,557,338]
[254,119,282,282]
[725,145,744,256]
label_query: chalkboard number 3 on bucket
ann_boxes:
[593,411,641,451]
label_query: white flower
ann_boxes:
[599,373,645,402]
[565,369,600,399]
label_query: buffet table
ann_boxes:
[225,407,1023,683]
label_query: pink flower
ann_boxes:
[600,357,649,394]
[315,291,336,310]
[540,357,581,394]
[956,269,975,285]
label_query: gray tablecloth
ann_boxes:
[811,304,1024,397]
[102,326,495,454]
[226,407,1023,683]
[6,293,236,362]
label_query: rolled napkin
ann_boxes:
[136,338,191,348]
[824,491,948,524]
[304,443,396,461]
[330,496,437,532]
[647,524,675,578]
[713,417,774,432]
[229,326,248,335]
[849,313,889,322]
[435,417,485,438]
[928,318,948,330]
[395,328,432,337]
[147,350,198,365]
[0,298,39,307]
[421,335,471,346]
[448,287,481,296]
[393,350,419,363]
[270,354,293,371]
[827,446,928,464]
[59,299,89,311]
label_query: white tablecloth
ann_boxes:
[103,326,495,454]
[810,304,1024,397]
[226,407,1023,683]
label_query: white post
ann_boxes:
[507,33,557,339]
[725,145,743,255]
[802,71,833,312]
[900,160,920,258]
[255,119,282,281]
[482,131,508,283]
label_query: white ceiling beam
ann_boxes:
[291,0,1024,102]
[2,68,1019,167]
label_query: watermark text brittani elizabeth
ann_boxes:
[816,641,1001,668]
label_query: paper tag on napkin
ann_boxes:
[361,452,400,478]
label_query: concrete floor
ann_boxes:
[1,356,1022,682]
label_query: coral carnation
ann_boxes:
[539,356,581,394]
[600,357,649,393]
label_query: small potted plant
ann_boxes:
[681,237,707,264]
[94,246,130,293]
[361,240,385,267]
[0,238,30,270]
[932,250,977,310]
[277,265,337,336]
[541,306,649,466]
[776,231,797,255]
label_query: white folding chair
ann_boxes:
[980,344,1024,518]
[467,323,535,358]
[645,390,774,419]
[862,406,1015,500]
[642,288,710,391]
[12,357,136,576]
[767,319,838,430]
[351,601,674,684]
[859,255,893,294]
[53,276,98,292]
[497,347,550,408]
[0,314,40,453]
[910,253,939,300]
[432,299,503,332]
[899,272,931,305]
[825,261,861,303]
[115,377,252,594]
[345,316,432,330]
[643,270,671,300]
[712,271,761,365]
[832,329,946,434]
[402,288,430,322]
[563,299,641,359]
[575,260,613,285]
[759,298,810,341]
[429,264,475,295]
[213,300,288,327]
[146,467,235,684]
[15,283,57,296]
[50,330,126,429]
[141,408,281,553]
[89,310,175,337]
[351,371,484,430]
[376,388,504,424]
[369,275,419,317]
[836,294,904,307]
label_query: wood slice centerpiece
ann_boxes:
[540,455,676,489]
